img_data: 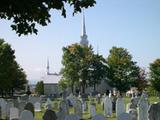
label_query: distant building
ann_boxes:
[42,59,61,95]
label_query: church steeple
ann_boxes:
[47,58,50,75]
[80,10,89,46]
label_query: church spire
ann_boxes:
[47,58,50,75]
[80,10,88,46]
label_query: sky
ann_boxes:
[0,0,160,84]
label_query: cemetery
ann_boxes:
[0,0,159,120]
[0,90,160,120]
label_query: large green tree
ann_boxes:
[107,47,140,93]
[0,39,27,97]
[0,0,96,36]
[61,43,93,93]
[149,59,160,94]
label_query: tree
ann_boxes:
[107,47,140,93]
[149,59,160,95]
[61,43,93,93]
[35,81,44,95]
[88,54,108,91]
[0,39,27,97]
[0,0,96,36]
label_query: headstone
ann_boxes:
[9,107,19,120]
[19,110,34,120]
[34,102,41,112]
[82,100,87,112]
[128,109,138,120]
[29,96,40,105]
[148,102,160,120]
[104,96,112,117]
[117,112,132,120]
[0,98,7,119]
[57,100,69,120]
[138,94,149,120]
[64,114,80,120]
[6,101,14,118]
[90,102,96,118]
[43,109,57,120]
[116,97,125,117]
[45,98,53,109]
[24,102,34,117]
[18,101,26,115]
[74,100,82,119]
[92,114,106,120]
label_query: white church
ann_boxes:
[42,11,111,95]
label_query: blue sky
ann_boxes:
[0,0,160,83]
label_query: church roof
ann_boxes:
[42,74,61,84]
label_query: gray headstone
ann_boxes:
[117,112,132,120]
[138,94,149,120]
[64,114,80,120]
[148,102,160,120]
[0,98,7,119]
[57,100,69,120]
[116,97,125,117]
[90,103,96,118]
[74,100,82,119]
[128,109,138,120]
[104,96,112,117]
[19,110,34,120]
[29,96,40,105]
[92,114,106,120]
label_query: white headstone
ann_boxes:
[19,110,34,120]
[34,102,41,112]
[104,96,112,117]
[92,114,106,120]
[117,112,132,120]
[9,107,19,120]
[116,97,125,117]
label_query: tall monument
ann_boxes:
[80,10,89,46]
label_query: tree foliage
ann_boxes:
[61,43,108,93]
[0,0,96,36]
[88,54,108,91]
[0,39,27,97]
[107,47,141,92]
[61,44,93,93]
[35,81,44,95]
[149,59,160,93]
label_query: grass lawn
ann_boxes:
[34,96,159,120]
